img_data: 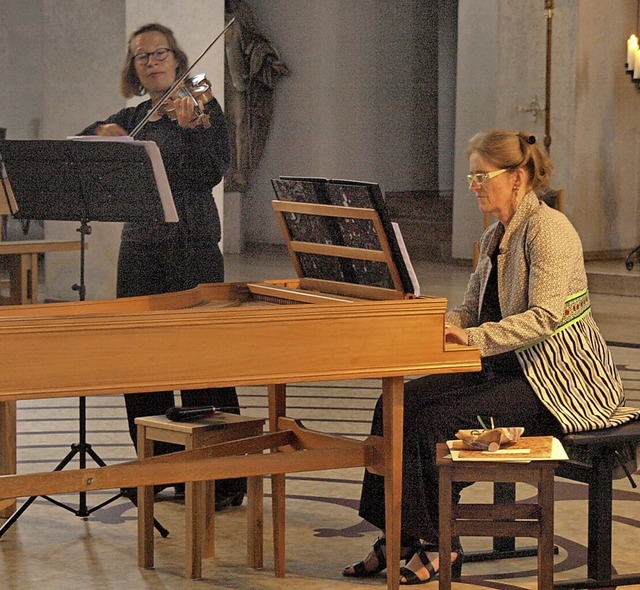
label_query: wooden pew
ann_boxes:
[0,239,84,305]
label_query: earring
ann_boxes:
[513,185,519,198]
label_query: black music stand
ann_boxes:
[0,138,176,534]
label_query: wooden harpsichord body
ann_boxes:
[0,179,480,588]
[0,279,479,402]
[0,280,479,588]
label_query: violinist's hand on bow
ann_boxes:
[445,322,469,346]
[95,123,128,136]
[173,96,203,129]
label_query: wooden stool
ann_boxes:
[135,412,265,579]
[437,442,559,589]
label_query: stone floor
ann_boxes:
[1,251,639,589]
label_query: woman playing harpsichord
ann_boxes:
[343,129,639,584]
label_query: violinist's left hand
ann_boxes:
[173,96,202,129]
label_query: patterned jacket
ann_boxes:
[447,191,639,432]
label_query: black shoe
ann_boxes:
[343,537,417,578]
[121,482,180,502]
[343,536,388,577]
[214,491,245,512]
[399,543,463,585]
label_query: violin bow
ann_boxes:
[130,17,235,138]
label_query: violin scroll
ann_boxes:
[157,73,214,128]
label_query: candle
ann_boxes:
[629,35,639,71]
[634,47,640,79]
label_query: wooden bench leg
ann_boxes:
[204,480,216,559]
[439,465,454,590]
[186,480,205,578]
[272,472,286,577]
[0,400,17,518]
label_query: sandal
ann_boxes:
[343,537,419,578]
[399,542,463,585]
[342,536,387,577]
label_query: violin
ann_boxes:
[130,18,234,138]
[156,73,214,129]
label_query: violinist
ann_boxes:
[79,22,246,511]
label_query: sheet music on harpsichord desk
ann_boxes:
[271,176,421,298]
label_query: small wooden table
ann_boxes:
[135,413,265,579]
[0,239,84,305]
[437,442,559,590]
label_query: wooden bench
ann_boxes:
[0,239,84,305]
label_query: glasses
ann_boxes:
[133,47,173,65]
[466,168,508,188]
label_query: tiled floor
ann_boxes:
[1,251,639,589]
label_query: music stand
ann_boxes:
[0,138,177,533]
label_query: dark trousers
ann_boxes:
[117,237,246,498]
[357,368,563,548]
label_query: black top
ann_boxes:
[80,98,229,243]
[480,235,522,375]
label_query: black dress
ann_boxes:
[80,99,245,500]
[357,242,562,547]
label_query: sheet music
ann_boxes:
[66,135,178,222]
[392,222,420,297]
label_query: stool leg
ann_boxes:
[272,473,286,577]
[204,480,215,559]
[137,424,155,569]
[0,400,17,518]
[247,474,264,569]
[186,480,205,579]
